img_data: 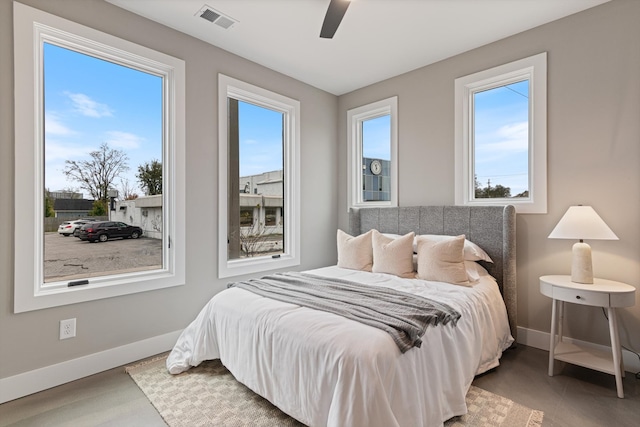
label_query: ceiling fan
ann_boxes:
[320,0,351,39]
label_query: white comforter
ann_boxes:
[167,266,513,427]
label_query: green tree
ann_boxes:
[63,142,129,209]
[44,189,55,217]
[475,178,511,198]
[89,199,107,217]
[137,160,162,196]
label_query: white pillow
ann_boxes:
[412,257,487,280]
[383,233,492,263]
[337,229,373,271]
[415,234,470,286]
[372,230,415,278]
[419,235,492,262]
[464,260,489,283]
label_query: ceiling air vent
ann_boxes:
[197,5,237,29]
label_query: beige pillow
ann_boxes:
[419,234,493,263]
[372,230,415,278]
[337,229,373,271]
[416,234,470,286]
[384,233,492,263]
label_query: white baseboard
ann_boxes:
[0,330,182,404]
[516,326,640,374]
[3,328,637,405]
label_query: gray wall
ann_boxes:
[338,0,640,351]
[0,0,338,379]
[2,0,639,387]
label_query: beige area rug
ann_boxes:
[126,356,543,427]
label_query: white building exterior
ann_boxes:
[239,170,283,235]
[111,195,163,239]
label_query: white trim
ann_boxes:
[0,330,182,404]
[455,53,547,214]
[218,74,301,278]
[13,3,186,312]
[516,326,640,374]
[347,96,398,211]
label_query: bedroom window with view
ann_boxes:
[455,53,547,214]
[218,74,300,278]
[348,96,398,209]
[13,3,185,312]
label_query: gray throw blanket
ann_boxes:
[228,272,460,353]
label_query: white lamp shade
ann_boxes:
[548,206,618,241]
[548,205,617,284]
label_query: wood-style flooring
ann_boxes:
[1,345,638,426]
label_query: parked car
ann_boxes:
[77,221,143,243]
[72,219,99,237]
[57,219,96,236]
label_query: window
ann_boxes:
[347,97,398,209]
[218,74,300,278]
[14,3,185,312]
[455,53,547,214]
[265,207,277,227]
[42,42,163,282]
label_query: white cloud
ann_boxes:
[66,92,113,118]
[105,131,143,149]
[45,140,72,162]
[476,121,528,156]
[45,139,95,162]
[45,113,75,136]
[495,122,528,149]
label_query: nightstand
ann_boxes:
[540,275,636,398]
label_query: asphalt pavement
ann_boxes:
[44,232,163,283]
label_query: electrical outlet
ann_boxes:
[59,318,76,340]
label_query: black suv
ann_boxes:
[78,221,143,243]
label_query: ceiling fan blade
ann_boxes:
[320,0,351,39]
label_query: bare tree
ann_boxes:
[59,187,82,198]
[119,178,139,200]
[239,221,269,257]
[63,142,129,204]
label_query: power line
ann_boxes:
[502,84,528,99]
[475,172,527,178]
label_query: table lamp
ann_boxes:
[548,206,618,284]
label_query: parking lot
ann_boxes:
[44,232,163,283]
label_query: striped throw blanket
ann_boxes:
[228,272,460,353]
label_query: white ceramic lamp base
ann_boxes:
[571,241,593,284]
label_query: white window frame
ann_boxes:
[347,96,398,210]
[454,53,547,214]
[13,3,186,312]
[218,74,301,278]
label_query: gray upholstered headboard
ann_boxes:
[348,205,517,341]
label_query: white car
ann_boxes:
[57,220,94,236]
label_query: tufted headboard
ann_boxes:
[348,205,517,341]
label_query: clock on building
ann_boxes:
[370,159,382,175]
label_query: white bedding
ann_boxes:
[167,266,514,427]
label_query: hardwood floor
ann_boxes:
[1,345,638,426]
[474,345,639,427]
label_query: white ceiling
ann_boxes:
[107,0,609,96]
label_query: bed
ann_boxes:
[167,205,516,427]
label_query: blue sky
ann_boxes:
[44,42,528,198]
[44,42,162,197]
[238,101,283,177]
[362,115,391,161]
[473,80,529,196]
